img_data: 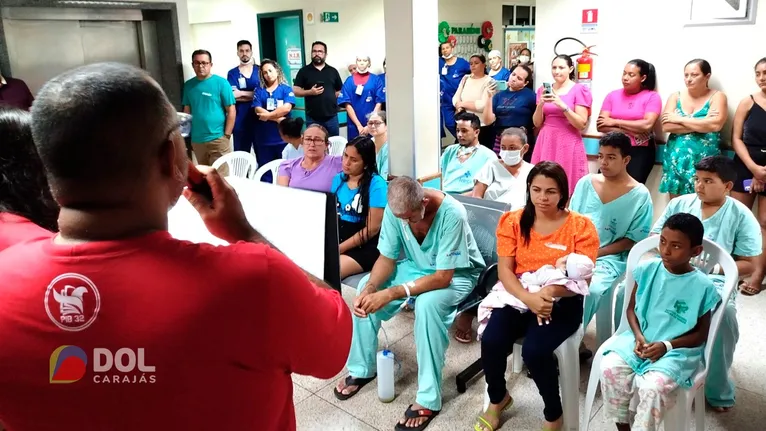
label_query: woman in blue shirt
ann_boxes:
[331,135,388,278]
[252,59,296,181]
[482,65,537,156]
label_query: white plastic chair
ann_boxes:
[253,159,283,184]
[594,274,626,349]
[211,151,257,179]
[328,136,348,156]
[482,326,584,431]
[582,237,738,431]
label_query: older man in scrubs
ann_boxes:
[624,155,761,412]
[569,132,653,348]
[333,177,485,430]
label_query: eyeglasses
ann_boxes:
[177,112,192,138]
[303,137,326,146]
[367,121,384,127]
[192,61,211,67]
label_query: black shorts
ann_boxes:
[732,146,766,195]
[338,219,380,272]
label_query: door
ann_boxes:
[258,11,306,110]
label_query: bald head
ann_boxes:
[31,63,176,197]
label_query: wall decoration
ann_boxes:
[504,28,535,69]
[438,22,489,61]
[687,0,757,26]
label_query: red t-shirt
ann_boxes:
[0,231,352,430]
[0,212,53,252]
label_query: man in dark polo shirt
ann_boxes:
[0,74,34,110]
[292,41,343,137]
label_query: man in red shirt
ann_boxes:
[0,63,352,431]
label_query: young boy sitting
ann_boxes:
[600,213,721,431]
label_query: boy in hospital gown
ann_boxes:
[569,133,653,343]
[617,155,762,411]
[441,112,498,194]
[601,213,720,431]
[334,179,485,430]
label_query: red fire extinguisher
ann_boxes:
[576,46,596,87]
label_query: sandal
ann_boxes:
[474,395,514,431]
[333,375,376,401]
[739,280,763,296]
[394,405,440,431]
[455,328,473,344]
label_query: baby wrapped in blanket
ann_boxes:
[477,253,594,338]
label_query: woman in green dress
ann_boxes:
[660,59,728,199]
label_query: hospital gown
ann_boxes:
[569,175,653,337]
[347,193,485,411]
[616,194,761,408]
[441,144,498,194]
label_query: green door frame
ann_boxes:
[256,9,306,66]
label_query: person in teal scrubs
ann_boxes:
[333,177,485,431]
[570,132,653,347]
[601,213,719,431]
[441,112,498,194]
[616,155,762,411]
[367,111,389,180]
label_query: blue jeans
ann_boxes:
[306,114,340,137]
[254,144,286,183]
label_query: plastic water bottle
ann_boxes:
[376,349,395,402]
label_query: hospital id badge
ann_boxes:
[277,99,284,107]
[355,84,364,96]
[266,98,276,111]
[441,66,448,76]
[238,76,246,89]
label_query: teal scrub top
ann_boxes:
[441,144,498,194]
[604,258,720,388]
[651,195,762,257]
[182,75,236,143]
[377,192,486,282]
[569,175,654,273]
[377,143,390,180]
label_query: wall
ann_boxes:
[130,0,195,80]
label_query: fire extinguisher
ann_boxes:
[553,37,597,88]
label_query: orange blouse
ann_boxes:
[496,209,600,275]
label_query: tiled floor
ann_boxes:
[294,285,766,430]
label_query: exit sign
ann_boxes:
[321,12,339,23]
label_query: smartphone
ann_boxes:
[496,80,508,91]
[316,80,325,88]
[188,176,214,201]
[744,179,753,192]
[543,82,553,95]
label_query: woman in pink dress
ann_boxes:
[532,55,592,194]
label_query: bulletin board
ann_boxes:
[439,21,496,62]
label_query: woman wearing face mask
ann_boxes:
[596,59,662,184]
[729,57,766,297]
[471,128,534,208]
[532,55,592,195]
[332,136,388,278]
[660,59,727,199]
[366,111,389,180]
[338,55,384,140]
[454,54,498,151]
[252,59,295,182]
[487,50,511,83]
[278,117,305,160]
[439,42,471,141]
[482,65,536,157]
[517,48,534,88]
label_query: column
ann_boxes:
[383,0,441,184]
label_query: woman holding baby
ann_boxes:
[474,161,599,431]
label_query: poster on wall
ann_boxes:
[438,22,492,62]
[504,28,535,69]
[287,47,303,69]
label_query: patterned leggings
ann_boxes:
[600,352,679,431]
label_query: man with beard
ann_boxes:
[226,40,260,154]
[0,63,351,431]
[440,112,498,194]
[293,41,343,137]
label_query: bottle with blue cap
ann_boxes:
[376,349,395,402]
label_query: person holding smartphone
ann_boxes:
[481,65,536,156]
[293,41,343,137]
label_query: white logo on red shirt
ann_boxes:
[44,273,101,332]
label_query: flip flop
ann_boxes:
[394,405,440,431]
[474,395,514,431]
[739,280,763,296]
[455,328,473,344]
[333,375,376,401]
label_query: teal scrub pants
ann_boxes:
[613,278,738,408]
[346,260,473,411]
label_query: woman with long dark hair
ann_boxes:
[331,135,388,278]
[0,107,58,250]
[597,59,662,184]
[475,161,599,431]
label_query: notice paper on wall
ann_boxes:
[581,9,599,34]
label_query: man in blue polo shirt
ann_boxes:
[183,49,236,172]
